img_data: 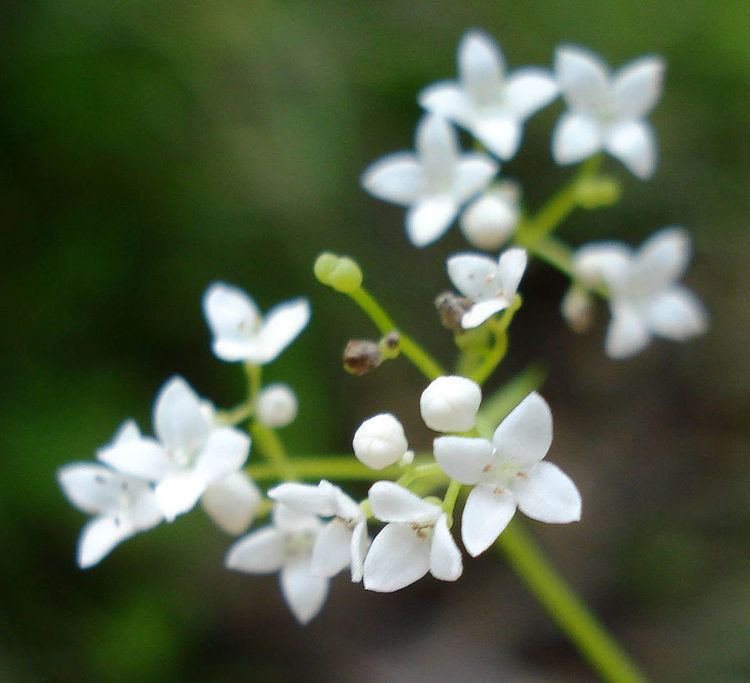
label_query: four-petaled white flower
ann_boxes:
[434,392,581,557]
[203,282,310,364]
[552,45,664,179]
[420,30,558,160]
[269,480,369,582]
[57,421,162,568]
[574,227,708,359]
[226,503,328,624]
[361,114,498,247]
[98,376,254,528]
[363,482,462,592]
[447,247,527,329]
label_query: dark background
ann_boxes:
[1,1,748,681]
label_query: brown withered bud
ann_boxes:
[381,331,400,357]
[434,291,470,333]
[343,339,383,375]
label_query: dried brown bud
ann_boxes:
[380,331,400,357]
[343,339,383,375]
[434,291,470,333]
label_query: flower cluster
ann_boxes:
[57,28,706,639]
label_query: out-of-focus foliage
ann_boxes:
[0,1,748,681]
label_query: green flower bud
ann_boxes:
[313,252,339,285]
[328,256,363,293]
[575,176,621,209]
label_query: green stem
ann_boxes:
[246,456,440,482]
[348,286,445,379]
[497,521,647,683]
[250,422,298,481]
[469,297,521,385]
[442,479,462,526]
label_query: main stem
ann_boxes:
[497,522,646,683]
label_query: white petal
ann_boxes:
[126,490,163,531]
[459,31,505,105]
[418,83,473,126]
[612,56,665,119]
[153,376,210,454]
[108,419,141,445]
[252,298,310,364]
[461,483,516,557]
[363,522,431,592]
[429,514,462,581]
[77,515,134,569]
[504,68,559,119]
[281,554,329,624]
[154,471,205,521]
[58,463,124,515]
[497,247,527,297]
[513,461,581,524]
[406,196,458,247]
[360,152,425,206]
[202,282,261,362]
[644,286,708,341]
[605,302,651,359]
[555,45,610,112]
[193,427,250,485]
[310,519,352,578]
[629,227,690,296]
[201,471,262,535]
[452,155,498,202]
[492,391,553,470]
[461,298,508,329]
[552,112,603,165]
[330,485,364,524]
[272,502,322,534]
[368,481,440,524]
[97,437,172,481]
[447,253,498,300]
[473,116,521,160]
[225,527,286,573]
[269,481,337,517]
[416,115,458,187]
[604,120,656,179]
[574,242,633,294]
[350,520,370,583]
[433,436,494,485]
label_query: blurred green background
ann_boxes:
[1,1,748,681]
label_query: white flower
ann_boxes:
[574,227,708,359]
[420,376,482,433]
[361,114,497,247]
[459,182,520,251]
[447,247,527,329]
[434,392,581,557]
[269,480,369,582]
[226,503,328,624]
[352,413,409,470]
[203,282,310,364]
[98,377,252,527]
[552,45,665,179]
[420,30,558,160]
[57,422,162,568]
[363,482,462,592]
[256,383,298,428]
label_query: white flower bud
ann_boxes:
[459,184,519,251]
[352,413,408,470]
[561,287,594,334]
[420,376,482,433]
[256,384,298,428]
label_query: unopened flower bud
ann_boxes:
[561,287,594,334]
[435,291,471,333]
[420,375,482,433]
[575,176,621,209]
[329,257,363,293]
[460,184,520,251]
[256,383,298,428]
[352,413,409,469]
[313,252,339,285]
[343,339,383,375]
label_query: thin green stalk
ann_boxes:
[497,521,646,683]
[469,297,521,385]
[250,422,298,481]
[348,286,444,379]
[442,479,462,526]
[246,456,438,482]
